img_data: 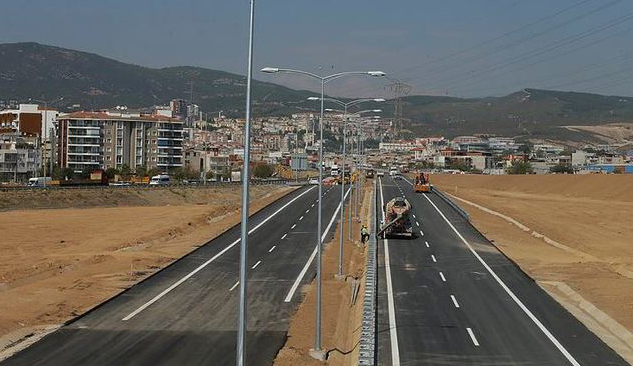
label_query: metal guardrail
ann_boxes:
[431,186,470,221]
[0,179,290,192]
[358,180,378,365]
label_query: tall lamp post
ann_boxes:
[236,1,255,366]
[262,67,385,359]
[319,103,382,278]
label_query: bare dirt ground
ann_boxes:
[432,174,633,360]
[274,184,371,366]
[0,185,292,353]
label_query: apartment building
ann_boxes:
[0,137,40,181]
[57,111,184,172]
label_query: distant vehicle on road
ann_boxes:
[149,174,170,186]
[377,171,385,177]
[309,178,319,185]
[389,166,399,176]
[27,177,52,187]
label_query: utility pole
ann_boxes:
[385,78,412,139]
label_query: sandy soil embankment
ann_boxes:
[0,185,292,354]
[432,174,633,360]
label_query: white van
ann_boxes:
[149,174,170,186]
[27,177,52,187]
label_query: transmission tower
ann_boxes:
[385,78,412,139]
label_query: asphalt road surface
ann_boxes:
[2,184,350,366]
[376,175,629,366]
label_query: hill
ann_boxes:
[402,89,633,142]
[2,42,633,143]
[0,42,314,115]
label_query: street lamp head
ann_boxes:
[261,67,279,73]
[372,109,382,113]
[373,98,386,102]
[367,71,386,77]
[307,97,320,101]
[325,108,335,112]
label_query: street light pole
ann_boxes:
[314,98,383,279]
[261,67,385,358]
[236,1,255,365]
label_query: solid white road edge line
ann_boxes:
[451,295,460,308]
[466,327,480,347]
[380,177,401,366]
[252,260,262,269]
[283,186,351,303]
[421,193,581,366]
[121,186,316,321]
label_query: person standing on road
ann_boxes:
[361,224,369,245]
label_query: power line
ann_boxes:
[338,0,607,97]
[424,12,633,93]
[455,25,633,96]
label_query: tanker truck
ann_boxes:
[377,197,413,238]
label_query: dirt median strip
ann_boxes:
[273,183,372,366]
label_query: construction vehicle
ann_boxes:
[377,197,413,238]
[414,172,431,193]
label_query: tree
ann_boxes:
[518,142,533,155]
[206,171,216,180]
[446,159,470,172]
[119,164,132,179]
[508,160,533,174]
[80,167,92,179]
[148,167,162,177]
[135,165,148,177]
[253,164,273,178]
[550,164,574,174]
[104,167,119,180]
[172,166,199,182]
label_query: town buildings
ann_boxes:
[56,111,184,173]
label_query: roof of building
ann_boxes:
[58,111,183,123]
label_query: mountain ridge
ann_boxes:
[2,42,633,143]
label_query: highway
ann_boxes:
[375,175,629,366]
[2,184,348,366]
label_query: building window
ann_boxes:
[106,156,111,161]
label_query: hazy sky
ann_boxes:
[2,0,633,98]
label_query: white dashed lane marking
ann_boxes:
[269,246,276,253]
[229,281,239,292]
[431,255,437,263]
[439,272,446,282]
[451,295,460,308]
[467,328,480,347]
[251,260,262,269]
